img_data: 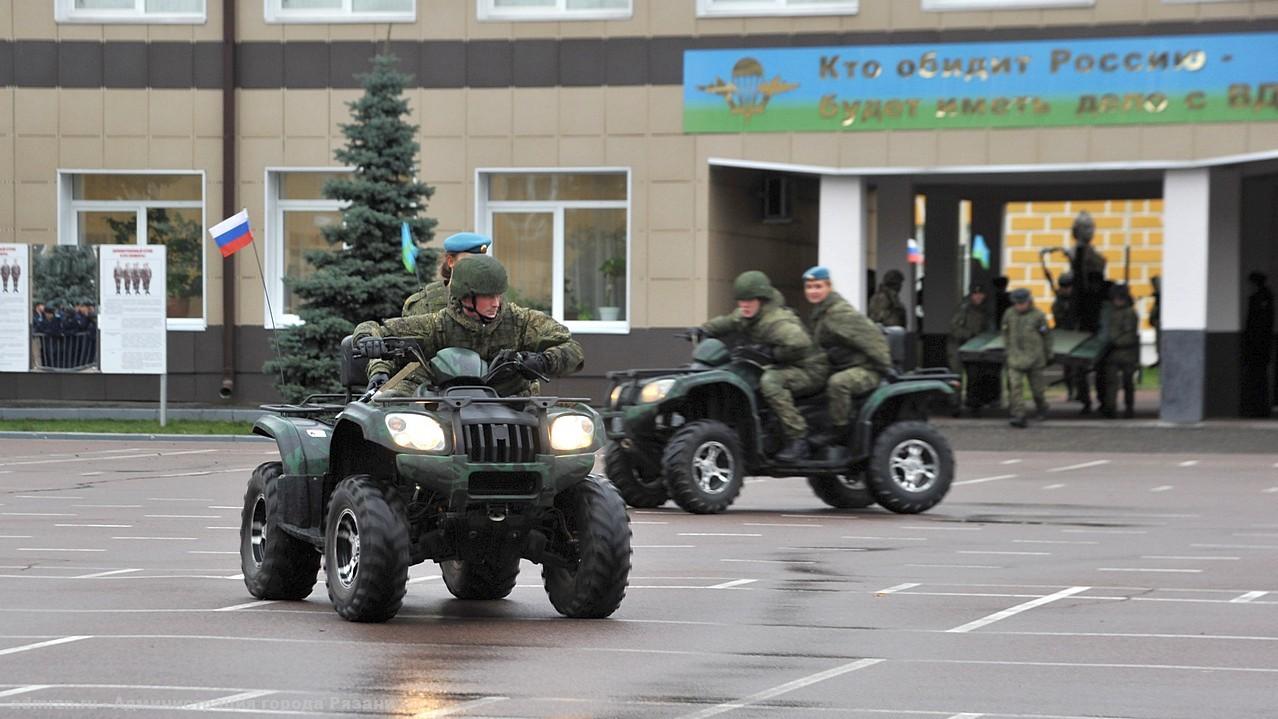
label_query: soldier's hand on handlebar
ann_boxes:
[519,351,551,379]
[682,327,706,342]
[366,372,389,392]
[731,343,774,364]
[356,336,386,359]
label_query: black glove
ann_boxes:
[366,372,389,392]
[519,351,551,378]
[686,327,706,342]
[357,336,386,360]
[732,343,774,364]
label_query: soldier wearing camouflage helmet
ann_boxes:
[698,270,828,462]
[1001,287,1052,428]
[868,269,907,327]
[354,254,583,397]
[802,266,891,455]
[401,232,492,317]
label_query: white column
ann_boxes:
[818,175,867,309]
[1161,168,1211,422]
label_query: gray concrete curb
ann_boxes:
[0,407,269,422]
[0,431,271,442]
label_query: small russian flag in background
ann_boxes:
[210,209,254,258]
[907,238,924,265]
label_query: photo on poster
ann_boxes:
[98,245,167,376]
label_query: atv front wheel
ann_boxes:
[604,441,668,508]
[867,421,954,514]
[441,557,521,600]
[240,462,320,600]
[324,475,411,623]
[662,420,745,514]
[542,476,631,618]
[807,474,875,509]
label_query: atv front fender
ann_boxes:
[853,380,955,457]
[253,414,333,477]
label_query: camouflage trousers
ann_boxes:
[1006,366,1047,420]
[760,366,824,439]
[1102,356,1138,413]
[827,366,881,428]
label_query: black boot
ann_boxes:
[822,427,850,462]
[775,438,810,463]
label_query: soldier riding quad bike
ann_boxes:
[240,337,631,622]
[604,329,957,515]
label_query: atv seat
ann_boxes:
[339,335,369,391]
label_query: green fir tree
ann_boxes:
[32,245,98,310]
[266,52,437,401]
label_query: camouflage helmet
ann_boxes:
[881,269,905,288]
[733,270,775,301]
[449,254,508,301]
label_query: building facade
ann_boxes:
[2,0,1277,421]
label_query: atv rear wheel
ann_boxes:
[604,440,668,508]
[807,474,875,509]
[662,420,745,514]
[240,462,320,600]
[441,556,521,600]
[324,475,411,623]
[867,421,953,514]
[542,476,631,618]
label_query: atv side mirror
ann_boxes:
[339,336,370,391]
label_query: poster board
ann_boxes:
[0,244,30,372]
[98,245,166,375]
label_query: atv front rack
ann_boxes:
[260,393,350,417]
[374,395,592,410]
[606,367,708,380]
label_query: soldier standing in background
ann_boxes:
[1002,288,1052,428]
[1100,284,1140,419]
[1242,271,1274,418]
[1068,212,1106,413]
[402,232,492,317]
[991,276,1012,322]
[868,269,907,328]
[1149,275,1161,368]
[948,283,992,414]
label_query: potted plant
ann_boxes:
[598,256,625,321]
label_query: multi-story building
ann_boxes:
[2,0,1277,421]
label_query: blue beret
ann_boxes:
[803,266,830,281]
[443,232,492,254]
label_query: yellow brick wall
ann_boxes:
[1003,199,1162,330]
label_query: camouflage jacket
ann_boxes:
[867,287,906,327]
[702,292,828,378]
[1001,306,1053,371]
[1103,304,1140,364]
[354,302,584,396]
[948,299,991,345]
[810,292,891,373]
[402,280,449,317]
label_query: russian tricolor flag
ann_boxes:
[907,238,924,265]
[210,209,254,258]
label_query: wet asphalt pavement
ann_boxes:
[1,437,1276,718]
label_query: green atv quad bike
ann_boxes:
[240,336,631,622]
[603,328,957,515]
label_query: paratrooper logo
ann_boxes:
[698,57,798,124]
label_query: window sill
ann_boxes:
[696,4,857,18]
[264,12,416,23]
[564,320,629,335]
[167,318,208,332]
[55,14,207,24]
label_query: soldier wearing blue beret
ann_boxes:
[402,232,492,316]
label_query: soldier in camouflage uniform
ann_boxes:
[1100,284,1139,419]
[354,255,583,397]
[401,232,492,316]
[868,269,907,327]
[1002,287,1052,428]
[701,270,828,463]
[802,266,891,458]
[948,282,992,413]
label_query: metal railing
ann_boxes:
[32,330,99,372]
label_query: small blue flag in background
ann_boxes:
[972,234,990,270]
[401,222,416,273]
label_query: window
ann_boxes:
[55,0,206,23]
[479,171,630,334]
[922,0,1092,10]
[265,0,415,23]
[58,172,205,329]
[696,0,857,18]
[265,170,350,328]
[478,0,631,21]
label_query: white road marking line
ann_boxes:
[1014,539,1098,545]
[908,564,1000,569]
[1177,460,1199,467]
[1264,487,1278,494]
[721,559,815,565]
[708,579,756,589]
[1043,483,1066,490]
[207,526,239,530]
[947,586,1090,633]
[113,537,199,541]
[56,524,132,528]
[1000,459,1022,465]
[1230,591,1269,603]
[0,686,50,699]
[676,658,885,719]
[954,474,1017,486]
[876,583,920,594]
[1235,532,1278,537]
[224,574,244,580]
[780,514,856,520]
[14,496,85,500]
[0,536,33,539]
[914,657,1278,674]
[947,714,984,719]
[1,512,77,517]
[1098,568,1203,573]
[80,472,103,476]
[7,449,217,467]
[16,548,104,552]
[1142,555,1239,561]
[1193,543,1278,549]
[1150,485,1174,492]
[144,515,221,519]
[188,551,239,555]
[900,525,982,531]
[1046,459,1110,473]
[214,600,276,612]
[146,498,216,502]
[743,522,822,527]
[1063,528,1147,535]
[73,569,142,579]
[678,533,762,537]
[0,636,91,657]
[843,535,927,541]
[630,521,669,525]
[407,575,441,585]
[73,504,141,508]
[634,545,695,548]
[182,690,277,710]
[958,550,1050,556]
[416,696,510,718]
[208,506,240,510]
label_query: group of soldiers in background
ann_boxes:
[31,302,99,370]
[947,211,1154,425]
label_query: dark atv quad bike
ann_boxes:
[603,328,956,515]
[240,336,631,622]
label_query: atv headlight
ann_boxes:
[385,413,448,452]
[609,385,623,408]
[640,378,675,404]
[550,414,596,452]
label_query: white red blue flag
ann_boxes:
[907,238,924,265]
[210,209,254,258]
